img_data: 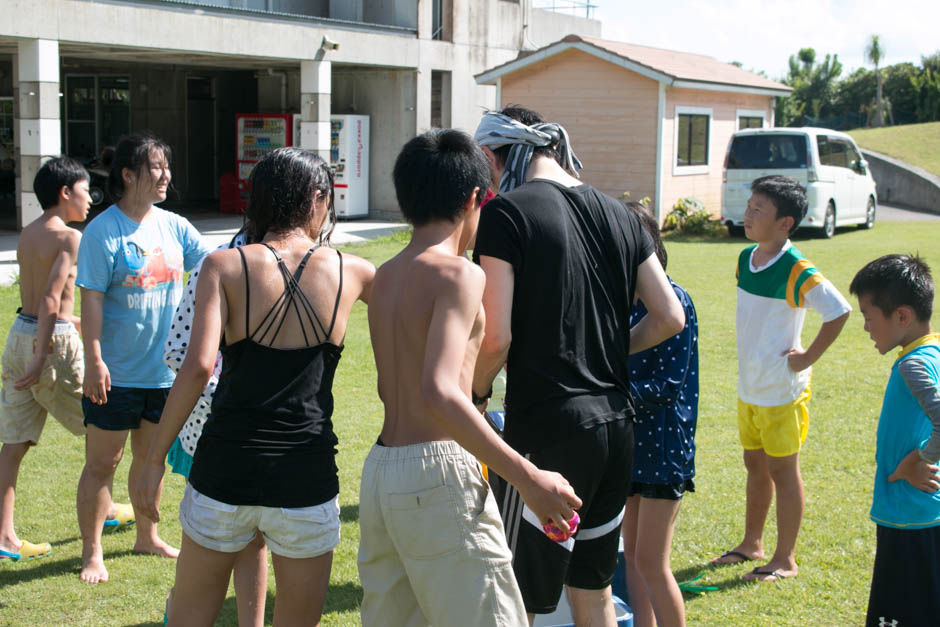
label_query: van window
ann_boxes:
[827,139,851,168]
[727,134,808,169]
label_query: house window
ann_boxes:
[674,106,711,175]
[736,109,766,130]
[431,70,451,128]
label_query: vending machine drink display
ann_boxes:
[234,113,294,212]
[330,115,370,218]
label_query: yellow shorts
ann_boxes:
[737,387,811,457]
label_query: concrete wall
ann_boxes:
[660,87,772,218]
[333,68,416,217]
[527,7,601,48]
[500,48,659,203]
[861,149,940,214]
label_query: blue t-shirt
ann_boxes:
[76,205,209,388]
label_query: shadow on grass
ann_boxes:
[674,563,755,601]
[340,503,359,523]
[0,548,136,585]
[323,581,364,614]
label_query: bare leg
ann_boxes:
[77,425,127,583]
[270,549,333,627]
[632,497,684,627]
[745,453,802,581]
[166,533,236,627]
[713,449,771,564]
[129,421,178,558]
[233,531,268,627]
[567,585,617,627]
[0,443,30,555]
[622,495,655,627]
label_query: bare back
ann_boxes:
[368,245,485,446]
[17,215,80,321]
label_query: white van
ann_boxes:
[721,127,877,238]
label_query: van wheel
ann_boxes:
[728,225,744,238]
[821,202,835,239]
[858,197,875,229]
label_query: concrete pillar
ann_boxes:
[16,39,61,229]
[415,67,432,133]
[299,60,331,163]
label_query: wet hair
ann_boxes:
[393,129,490,226]
[108,133,173,201]
[750,175,807,235]
[245,147,335,244]
[490,105,560,165]
[33,156,89,210]
[625,201,667,270]
[850,254,933,322]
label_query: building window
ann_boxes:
[65,75,130,160]
[673,106,711,175]
[736,109,766,130]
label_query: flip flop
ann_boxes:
[710,549,754,565]
[103,503,136,531]
[743,566,796,582]
[677,572,718,595]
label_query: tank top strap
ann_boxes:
[326,249,344,339]
[236,247,251,340]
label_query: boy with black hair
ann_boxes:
[360,129,581,626]
[850,254,940,627]
[712,175,851,582]
[0,157,95,561]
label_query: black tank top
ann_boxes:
[189,243,345,507]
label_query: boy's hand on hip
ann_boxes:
[783,347,813,372]
[888,449,940,493]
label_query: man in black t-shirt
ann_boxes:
[472,107,685,624]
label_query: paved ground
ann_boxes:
[0,213,407,286]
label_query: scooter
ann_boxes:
[84,147,113,209]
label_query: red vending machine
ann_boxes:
[233,113,294,212]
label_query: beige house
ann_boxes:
[476,35,792,220]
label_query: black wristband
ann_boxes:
[472,386,493,406]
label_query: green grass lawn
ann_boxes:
[1,223,938,625]
[848,121,940,177]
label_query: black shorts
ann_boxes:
[627,479,695,501]
[490,418,633,614]
[83,386,169,431]
[866,523,940,627]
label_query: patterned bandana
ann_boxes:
[473,112,583,193]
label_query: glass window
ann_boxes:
[727,134,808,169]
[738,116,763,129]
[677,114,709,167]
[828,139,851,168]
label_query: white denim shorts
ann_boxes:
[180,484,340,559]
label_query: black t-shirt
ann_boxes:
[474,179,654,451]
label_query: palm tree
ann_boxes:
[866,35,885,126]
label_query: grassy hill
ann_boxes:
[848,121,940,177]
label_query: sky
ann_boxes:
[579,0,938,80]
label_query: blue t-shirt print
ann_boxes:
[76,205,210,388]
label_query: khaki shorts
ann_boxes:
[0,316,84,444]
[180,484,340,559]
[358,440,527,627]
[737,386,812,457]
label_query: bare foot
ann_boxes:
[742,562,798,582]
[711,546,764,565]
[133,537,179,559]
[80,556,109,584]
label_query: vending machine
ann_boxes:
[234,113,294,212]
[330,115,369,218]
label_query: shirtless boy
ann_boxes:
[359,129,581,626]
[0,157,92,561]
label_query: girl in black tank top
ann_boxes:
[132,148,374,626]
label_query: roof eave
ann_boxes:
[670,79,792,97]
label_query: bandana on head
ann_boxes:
[473,112,583,193]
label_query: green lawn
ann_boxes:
[1,223,939,625]
[848,121,940,177]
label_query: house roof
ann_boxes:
[476,34,791,97]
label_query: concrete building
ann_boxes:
[0,0,599,229]
[476,35,791,220]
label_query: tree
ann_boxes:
[775,48,843,126]
[865,35,885,126]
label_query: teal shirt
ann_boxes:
[871,335,940,529]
